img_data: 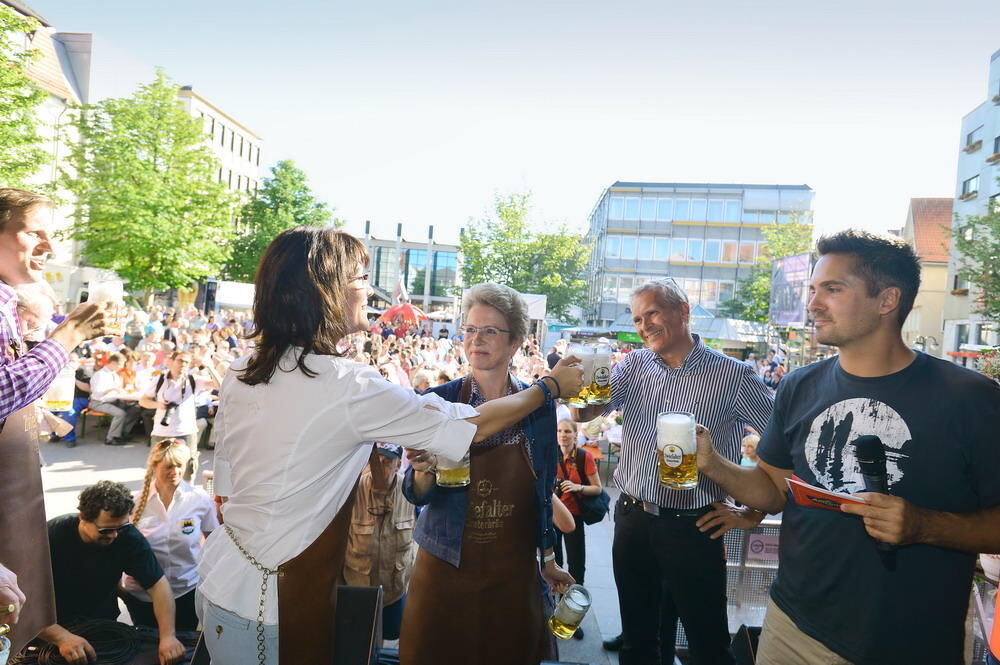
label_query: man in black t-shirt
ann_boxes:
[38,481,185,665]
[696,230,1000,665]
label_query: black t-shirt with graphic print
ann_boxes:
[757,352,1000,665]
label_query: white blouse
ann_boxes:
[124,481,219,600]
[197,350,476,623]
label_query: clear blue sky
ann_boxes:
[31,0,1000,244]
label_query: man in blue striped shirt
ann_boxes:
[574,277,773,665]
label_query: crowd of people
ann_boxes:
[1,186,998,665]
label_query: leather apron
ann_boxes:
[0,404,55,655]
[276,478,359,664]
[401,417,550,664]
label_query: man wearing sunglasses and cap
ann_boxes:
[341,443,416,644]
[39,481,184,665]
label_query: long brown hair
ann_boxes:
[240,227,369,386]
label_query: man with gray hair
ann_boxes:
[572,277,773,665]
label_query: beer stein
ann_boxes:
[435,451,471,487]
[586,343,612,405]
[657,411,698,490]
[87,280,126,336]
[548,584,592,639]
[563,343,594,408]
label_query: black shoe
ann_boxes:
[105,437,124,446]
[603,633,623,651]
[573,627,584,640]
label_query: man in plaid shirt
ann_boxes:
[0,190,107,419]
[0,188,108,648]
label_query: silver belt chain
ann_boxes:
[225,525,282,665]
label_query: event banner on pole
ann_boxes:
[769,254,812,327]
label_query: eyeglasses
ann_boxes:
[461,326,511,338]
[96,522,132,535]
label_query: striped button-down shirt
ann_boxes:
[0,282,68,421]
[610,335,773,509]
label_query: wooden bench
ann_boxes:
[78,407,110,437]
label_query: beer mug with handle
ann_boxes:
[657,411,698,490]
[87,280,126,336]
[564,343,594,408]
[586,343,612,405]
[548,585,592,639]
[435,451,471,487]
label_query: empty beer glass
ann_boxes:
[564,343,594,408]
[586,343,612,405]
[548,584,592,639]
[657,411,698,490]
[435,451,471,487]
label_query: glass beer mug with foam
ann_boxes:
[657,411,698,490]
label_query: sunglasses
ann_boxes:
[96,522,132,535]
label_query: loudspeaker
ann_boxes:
[203,280,218,314]
[334,585,383,665]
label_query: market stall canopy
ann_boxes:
[609,311,768,345]
[691,317,770,344]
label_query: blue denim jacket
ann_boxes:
[401,376,557,567]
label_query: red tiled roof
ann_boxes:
[908,198,952,263]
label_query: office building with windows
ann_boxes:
[178,86,262,197]
[943,48,1000,362]
[363,224,459,313]
[584,181,814,326]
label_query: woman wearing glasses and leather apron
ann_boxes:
[400,283,576,665]
[196,229,582,665]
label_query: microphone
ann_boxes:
[853,435,896,570]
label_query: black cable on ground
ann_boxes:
[12,620,139,665]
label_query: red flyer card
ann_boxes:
[786,475,869,512]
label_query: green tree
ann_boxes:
[0,7,49,187]
[460,192,589,321]
[224,159,336,282]
[952,193,1000,323]
[716,221,813,322]
[61,71,237,299]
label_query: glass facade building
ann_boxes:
[585,182,814,326]
[365,233,459,311]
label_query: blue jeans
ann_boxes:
[196,593,279,665]
[382,593,406,641]
[988,651,999,665]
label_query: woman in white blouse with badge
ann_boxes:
[196,227,582,665]
[124,439,217,632]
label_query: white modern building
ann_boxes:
[943,48,1000,364]
[178,86,263,198]
[584,181,814,327]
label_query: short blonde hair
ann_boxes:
[462,283,530,342]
